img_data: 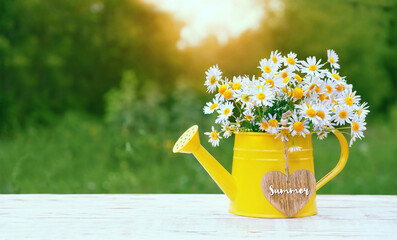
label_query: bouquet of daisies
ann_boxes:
[203,50,369,150]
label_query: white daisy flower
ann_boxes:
[235,78,255,109]
[267,113,279,134]
[300,56,326,77]
[259,75,286,90]
[203,97,220,115]
[253,83,275,107]
[327,49,340,69]
[231,76,243,90]
[292,87,304,101]
[296,102,320,123]
[204,65,222,93]
[233,76,249,94]
[337,90,361,108]
[215,78,235,102]
[215,102,234,124]
[294,73,303,83]
[331,105,353,125]
[323,79,336,95]
[283,52,300,71]
[258,58,277,78]
[327,69,345,82]
[275,127,290,142]
[204,126,222,147]
[334,81,347,94]
[354,102,370,118]
[256,118,270,132]
[303,76,323,97]
[289,114,310,137]
[221,121,233,138]
[316,131,329,140]
[270,50,283,66]
[349,115,367,146]
[312,104,331,127]
[278,68,296,85]
[243,109,255,122]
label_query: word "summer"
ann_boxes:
[269,185,310,196]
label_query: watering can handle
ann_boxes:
[315,129,349,191]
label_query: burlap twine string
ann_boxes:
[284,141,290,181]
[281,110,292,182]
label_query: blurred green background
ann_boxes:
[0,0,396,194]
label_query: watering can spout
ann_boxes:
[173,125,236,200]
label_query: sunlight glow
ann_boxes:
[143,0,270,49]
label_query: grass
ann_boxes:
[0,111,396,194]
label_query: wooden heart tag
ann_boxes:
[261,169,316,217]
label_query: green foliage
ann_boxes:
[1,110,396,194]
[0,0,181,132]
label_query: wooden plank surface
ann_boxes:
[0,194,396,239]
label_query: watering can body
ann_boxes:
[231,132,317,218]
[173,125,349,218]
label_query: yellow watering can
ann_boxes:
[173,125,349,218]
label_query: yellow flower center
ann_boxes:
[223,90,233,99]
[210,103,218,110]
[232,82,241,90]
[257,92,266,100]
[309,65,317,71]
[329,57,335,64]
[287,90,292,96]
[261,122,269,130]
[293,121,304,132]
[241,94,250,102]
[309,83,317,91]
[319,94,326,101]
[246,115,253,121]
[352,122,359,132]
[326,85,333,93]
[295,74,302,82]
[315,85,321,93]
[210,75,216,85]
[265,79,274,87]
[357,108,363,116]
[281,128,290,135]
[336,84,344,91]
[219,85,227,95]
[317,110,325,119]
[269,119,278,127]
[281,72,288,79]
[282,87,287,93]
[339,110,347,119]
[264,66,271,73]
[283,77,290,83]
[223,108,230,115]
[332,73,340,80]
[272,56,278,63]
[211,131,218,140]
[306,108,316,117]
[345,96,353,106]
[287,57,295,65]
[292,87,303,99]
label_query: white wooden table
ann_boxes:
[0,194,396,239]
